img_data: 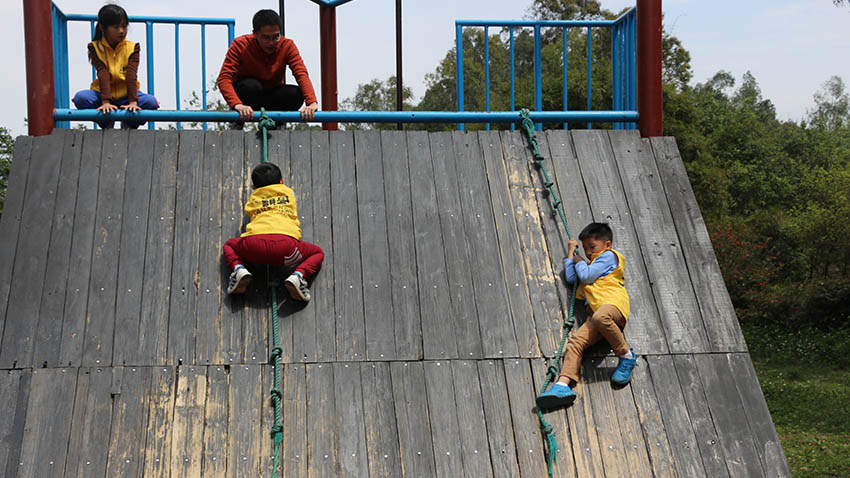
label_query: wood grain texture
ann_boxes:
[360,362,403,477]
[307,363,339,478]
[309,131,336,362]
[105,367,152,478]
[65,367,113,478]
[17,368,76,478]
[171,366,206,477]
[227,365,263,477]
[391,361,436,478]
[503,359,548,477]
[451,360,495,478]
[282,364,308,478]
[530,359,577,478]
[424,361,465,477]
[218,130,245,365]
[141,366,176,478]
[476,360,520,478]
[650,136,746,352]
[626,355,678,478]
[333,363,369,477]
[202,365,229,478]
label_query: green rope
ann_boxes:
[519,109,579,478]
[258,108,284,478]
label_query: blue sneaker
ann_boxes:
[612,349,636,385]
[536,383,577,410]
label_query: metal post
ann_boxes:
[319,5,338,131]
[533,24,541,130]
[455,23,464,131]
[395,0,403,130]
[24,0,55,136]
[637,0,662,136]
[509,26,514,131]
[484,26,489,131]
[280,0,286,84]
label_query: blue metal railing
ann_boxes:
[455,8,637,131]
[51,3,235,130]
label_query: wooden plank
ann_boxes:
[218,130,245,365]
[390,361,436,478]
[0,370,31,478]
[141,366,176,478]
[282,364,307,478]
[65,367,113,478]
[330,131,366,361]
[307,363,339,478]
[360,362,403,477]
[168,130,205,365]
[281,130,312,364]
[202,365,229,478]
[428,132,481,359]
[32,131,83,368]
[670,354,730,477]
[589,356,652,478]
[382,131,423,360]
[650,137,746,352]
[195,131,225,365]
[131,131,178,365]
[423,361,465,477]
[695,354,766,478]
[0,131,65,368]
[628,355,678,478]
[82,129,130,367]
[261,364,275,477]
[17,368,76,478]
[728,353,790,476]
[105,366,153,477]
[476,360,520,478]
[309,131,335,362]
[112,131,156,366]
[452,131,517,359]
[451,360,495,477]
[500,130,565,358]
[0,135,33,343]
[227,365,263,477]
[529,359,577,478]
[354,131,395,360]
[479,131,539,358]
[564,363,606,477]
[572,130,671,355]
[171,365,207,477]
[407,131,458,360]
[643,354,707,478]
[58,131,103,366]
[503,359,548,477]
[609,131,710,354]
[333,363,369,477]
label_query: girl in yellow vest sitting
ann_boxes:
[537,222,636,409]
[72,4,159,129]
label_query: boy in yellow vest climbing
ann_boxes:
[536,222,636,409]
[223,163,324,302]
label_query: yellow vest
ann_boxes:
[576,248,630,320]
[89,38,139,100]
[242,183,302,240]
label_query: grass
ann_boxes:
[745,325,850,478]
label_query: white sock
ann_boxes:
[294,271,304,279]
[234,264,244,272]
[620,350,634,360]
[556,380,570,387]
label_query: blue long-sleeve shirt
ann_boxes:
[564,250,618,285]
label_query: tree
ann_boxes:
[339,76,415,130]
[808,76,850,131]
[0,126,15,217]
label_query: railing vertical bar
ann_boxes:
[533,24,542,130]
[201,24,207,131]
[629,12,636,129]
[146,21,155,129]
[90,21,96,83]
[612,24,619,130]
[586,26,592,129]
[456,23,464,131]
[52,5,70,128]
[509,26,515,130]
[175,23,181,130]
[484,26,490,131]
[562,26,568,130]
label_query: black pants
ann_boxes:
[233,78,304,111]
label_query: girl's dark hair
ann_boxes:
[252,163,283,188]
[93,4,129,42]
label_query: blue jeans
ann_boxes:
[72,89,159,128]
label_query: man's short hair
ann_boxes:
[252,163,282,189]
[253,9,281,32]
[578,222,613,242]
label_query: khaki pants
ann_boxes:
[559,304,629,384]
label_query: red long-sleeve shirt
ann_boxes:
[217,34,318,108]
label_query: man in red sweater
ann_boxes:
[217,9,319,127]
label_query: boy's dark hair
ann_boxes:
[252,163,282,189]
[253,9,281,32]
[93,4,129,42]
[578,222,613,242]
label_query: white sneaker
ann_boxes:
[227,268,252,294]
[284,273,311,302]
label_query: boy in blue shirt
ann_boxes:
[536,222,636,409]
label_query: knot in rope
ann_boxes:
[257,108,276,132]
[270,388,282,400]
[269,346,283,364]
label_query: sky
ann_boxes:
[1,0,849,136]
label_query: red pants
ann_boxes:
[222,234,324,280]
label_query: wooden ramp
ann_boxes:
[0,128,790,477]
